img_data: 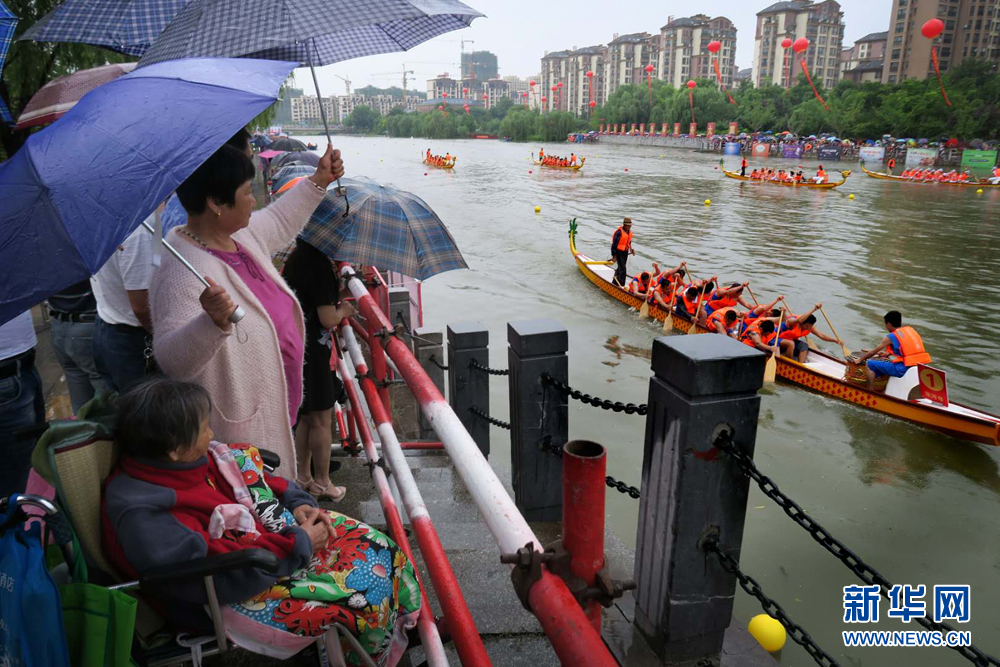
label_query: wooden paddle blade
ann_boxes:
[639,300,650,318]
[686,319,699,335]
[763,354,777,382]
[663,313,673,331]
[841,344,852,358]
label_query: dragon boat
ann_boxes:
[569,220,1000,446]
[423,157,457,169]
[721,160,851,188]
[533,157,586,171]
[860,161,1000,187]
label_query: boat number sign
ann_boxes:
[918,365,948,407]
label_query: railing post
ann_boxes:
[388,287,412,350]
[507,319,567,522]
[633,335,765,664]
[414,327,445,440]
[447,322,490,457]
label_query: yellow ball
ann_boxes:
[977,189,984,194]
[849,194,855,200]
[748,614,786,653]
[534,206,541,213]
[704,199,711,206]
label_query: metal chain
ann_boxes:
[468,358,509,376]
[540,373,647,416]
[428,354,449,371]
[469,405,511,430]
[713,432,1000,667]
[704,540,839,667]
[605,476,641,499]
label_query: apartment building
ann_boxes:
[290,95,338,124]
[752,0,845,90]
[658,15,738,88]
[603,32,656,101]
[841,31,887,81]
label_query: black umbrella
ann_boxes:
[270,137,308,152]
[271,150,319,172]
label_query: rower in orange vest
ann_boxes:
[856,310,931,390]
[741,157,748,177]
[570,153,577,165]
[740,318,780,355]
[813,165,829,184]
[989,166,1000,185]
[611,218,635,287]
[707,307,741,338]
[777,302,843,362]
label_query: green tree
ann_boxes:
[343,105,379,133]
[1,0,132,159]
[500,108,536,141]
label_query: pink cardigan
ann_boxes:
[149,181,326,477]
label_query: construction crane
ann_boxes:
[370,64,417,102]
[334,75,351,96]
[439,39,476,78]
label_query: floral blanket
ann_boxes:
[208,442,420,666]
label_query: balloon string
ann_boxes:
[931,47,952,106]
[689,90,695,123]
[800,60,830,110]
[713,59,737,105]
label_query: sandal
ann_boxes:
[309,481,347,503]
[294,475,313,490]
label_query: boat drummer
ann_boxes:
[855,310,931,390]
[611,218,635,287]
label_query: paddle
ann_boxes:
[662,270,684,332]
[819,306,851,358]
[686,276,713,335]
[764,309,783,383]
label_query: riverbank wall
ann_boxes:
[598,134,702,150]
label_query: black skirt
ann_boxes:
[300,325,343,414]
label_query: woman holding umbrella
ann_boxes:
[149,143,343,477]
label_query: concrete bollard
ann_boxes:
[633,335,765,664]
[507,319,567,522]
[388,287,412,351]
[447,322,490,457]
[414,328,446,440]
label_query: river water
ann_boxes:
[301,135,1000,666]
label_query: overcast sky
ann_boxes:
[296,0,891,98]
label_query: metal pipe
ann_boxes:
[333,402,351,451]
[368,315,392,413]
[563,440,607,631]
[339,264,618,667]
[341,325,492,667]
[333,336,448,667]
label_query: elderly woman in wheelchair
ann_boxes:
[101,377,420,666]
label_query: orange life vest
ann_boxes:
[681,293,700,316]
[740,320,776,348]
[779,324,810,341]
[707,307,737,333]
[993,167,1000,177]
[707,291,737,311]
[888,326,931,366]
[615,227,633,252]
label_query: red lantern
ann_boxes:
[529,80,536,86]
[551,86,557,92]
[792,37,809,53]
[442,92,448,97]
[437,105,443,110]
[781,37,793,49]
[707,40,721,54]
[686,80,697,89]
[483,93,488,99]
[645,64,654,74]
[463,87,468,94]
[589,101,596,108]
[586,71,594,78]
[921,18,944,38]
[557,82,563,87]
[541,96,547,102]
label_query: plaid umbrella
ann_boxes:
[0,0,17,125]
[277,176,467,281]
[20,0,187,56]
[135,0,483,67]
[15,62,136,129]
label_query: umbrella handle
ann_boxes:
[140,221,245,323]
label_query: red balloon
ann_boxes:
[686,80,697,89]
[541,96,547,102]
[586,70,594,78]
[589,100,597,107]
[781,37,793,49]
[484,93,488,99]
[557,82,563,87]
[529,80,536,86]
[645,64,654,73]
[921,18,944,39]
[551,86,557,91]
[792,37,810,53]
[437,105,443,109]
[707,40,721,54]
[463,88,468,93]
[442,92,448,97]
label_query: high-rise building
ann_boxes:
[290,95,338,124]
[752,0,845,90]
[882,0,1000,84]
[565,46,606,117]
[427,74,461,100]
[461,50,499,81]
[841,31,887,81]
[603,33,656,100]
[335,94,420,120]
[540,50,572,112]
[275,87,303,124]
[658,15,738,88]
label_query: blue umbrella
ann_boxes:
[277,176,467,281]
[0,57,295,325]
[0,0,17,125]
